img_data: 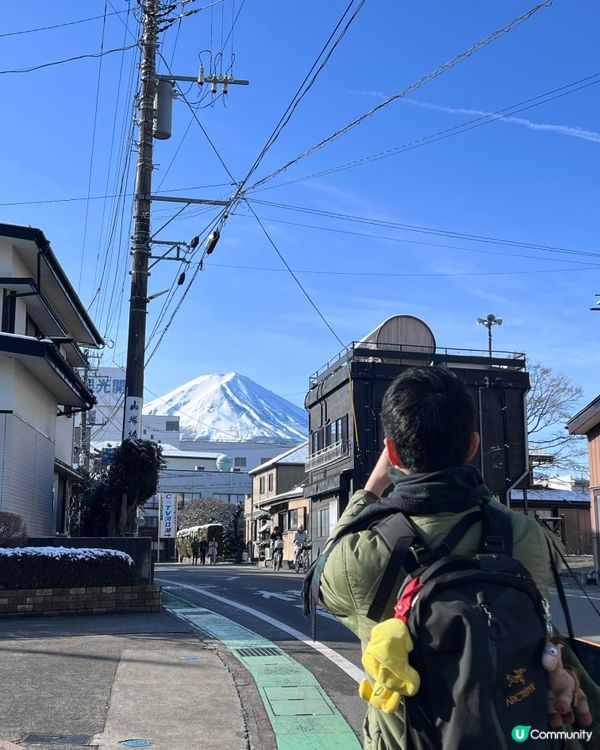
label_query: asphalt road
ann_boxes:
[155,562,600,742]
[155,562,367,739]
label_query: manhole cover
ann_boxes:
[21,736,93,746]
[234,646,282,657]
[119,741,153,748]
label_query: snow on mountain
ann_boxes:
[143,372,308,443]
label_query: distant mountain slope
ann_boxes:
[143,372,308,443]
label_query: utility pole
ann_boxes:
[123,0,159,441]
[121,1,248,442]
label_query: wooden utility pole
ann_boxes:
[123,0,159,440]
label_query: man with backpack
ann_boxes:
[315,366,598,750]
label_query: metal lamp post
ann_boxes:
[477,313,502,364]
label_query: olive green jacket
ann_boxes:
[319,487,600,750]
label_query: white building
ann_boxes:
[0,223,103,534]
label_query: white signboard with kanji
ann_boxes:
[124,396,142,440]
[159,493,177,539]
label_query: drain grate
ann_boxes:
[234,646,282,657]
[21,736,93,746]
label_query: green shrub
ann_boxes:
[0,512,28,548]
[0,547,138,589]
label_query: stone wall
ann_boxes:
[0,584,161,617]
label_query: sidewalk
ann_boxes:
[0,611,249,750]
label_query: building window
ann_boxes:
[1,291,16,333]
[288,508,304,530]
[279,512,289,532]
[235,457,247,468]
[259,477,265,494]
[260,457,269,464]
[165,420,178,431]
[315,506,330,539]
[268,473,274,491]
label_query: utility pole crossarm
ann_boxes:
[149,195,230,206]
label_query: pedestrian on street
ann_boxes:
[191,537,199,565]
[199,538,208,565]
[316,366,599,750]
[208,539,218,565]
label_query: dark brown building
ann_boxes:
[305,316,530,552]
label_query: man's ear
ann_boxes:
[384,437,408,472]
[465,431,480,462]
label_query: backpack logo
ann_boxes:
[506,667,527,686]
[511,725,531,743]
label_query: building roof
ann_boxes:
[248,441,308,475]
[256,484,305,508]
[511,488,589,504]
[0,223,103,348]
[567,395,600,435]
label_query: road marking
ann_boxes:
[225,576,240,581]
[256,590,296,601]
[163,592,361,749]
[156,578,364,684]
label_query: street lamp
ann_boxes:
[477,313,502,363]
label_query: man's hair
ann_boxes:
[381,366,476,472]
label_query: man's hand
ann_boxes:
[364,448,393,497]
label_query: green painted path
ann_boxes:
[163,589,362,750]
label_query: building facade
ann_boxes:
[304,315,530,553]
[567,398,600,569]
[246,442,308,563]
[0,223,103,534]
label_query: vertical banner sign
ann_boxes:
[159,493,177,539]
[125,396,142,439]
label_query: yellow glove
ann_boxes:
[359,618,420,714]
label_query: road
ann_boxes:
[155,562,367,743]
[155,562,600,745]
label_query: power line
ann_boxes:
[0,8,130,38]
[236,213,600,267]
[246,0,554,192]
[79,1,109,289]
[251,73,600,193]
[207,261,600,278]
[145,209,230,365]
[235,0,366,195]
[245,201,344,347]
[0,44,139,76]
[0,183,234,208]
[248,199,600,259]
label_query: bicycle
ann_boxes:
[272,547,283,572]
[294,542,311,573]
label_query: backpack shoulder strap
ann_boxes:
[301,502,400,639]
[479,504,513,555]
[367,513,418,621]
[367,508,485,622]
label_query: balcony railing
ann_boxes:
[306,440,349,472]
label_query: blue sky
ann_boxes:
[0,1,598,411]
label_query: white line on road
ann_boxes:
[156,577,364,684]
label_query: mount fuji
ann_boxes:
[143,372,308,443]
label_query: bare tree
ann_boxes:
[527,362,586,473]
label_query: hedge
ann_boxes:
[0,547,138,589]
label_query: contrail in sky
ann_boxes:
[350,89,600,143]
[405,98,600,143]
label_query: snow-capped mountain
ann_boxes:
[143,372,308,443]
